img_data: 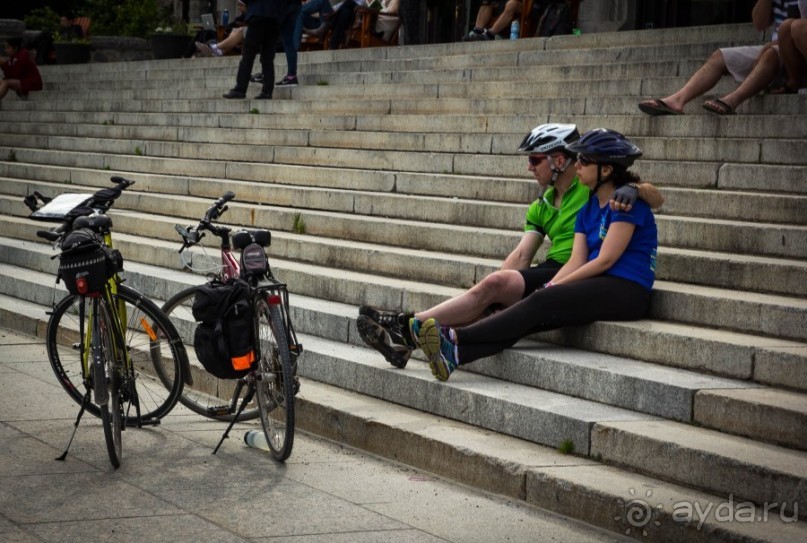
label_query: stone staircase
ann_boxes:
[1,23,806,541]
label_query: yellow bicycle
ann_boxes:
[26,177,189,468]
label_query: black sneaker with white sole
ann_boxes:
[359,305,416,348]
[356,315,412,369]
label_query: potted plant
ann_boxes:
[53,35,92,64]
[150,19,194,59]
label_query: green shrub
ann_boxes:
[84,0,171,38]
[23,7,60,35]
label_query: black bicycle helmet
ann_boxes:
[517,123,579,155]
[565,128,642,168]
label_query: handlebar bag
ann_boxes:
[58,228,122,296]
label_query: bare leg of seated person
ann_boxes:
[703,45,780,114]
[487,0,522,36]
[639,48,731,114]
[772,19,807,93]
[0,79,26,100]
[465,0,521,41]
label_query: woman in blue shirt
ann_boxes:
[414,129,659,381]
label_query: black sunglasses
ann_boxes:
[576,154,595,166]
[528,155,548,166]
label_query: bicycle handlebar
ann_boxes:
[28,176,136,243]
[175,192,235,253]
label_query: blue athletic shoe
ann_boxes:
[419,318,459,381]
[408,317,423,350]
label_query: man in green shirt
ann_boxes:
[358,123,663,368]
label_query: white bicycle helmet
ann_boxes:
[518,123,580,154]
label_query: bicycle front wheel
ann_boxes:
[96,298,122,468]
[161,287,259,421]
[46,284,186,423]
[255,297,295,461]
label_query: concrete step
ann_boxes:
[539,319,807,391]
[3,106,805,142]
[2,136,806,199]
[4,176,807,293]
[4,122,805,170]
[4,189,806,301]
[36,76,740,104]
[694,388,807,452]
[591,420,807,519]
[9,89,807,117]
[658,187,807,225]
[37,40,733,87]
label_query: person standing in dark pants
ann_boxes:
[223,0,287,99]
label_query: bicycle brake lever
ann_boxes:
[23,194,38,212]
[34,190,52,204]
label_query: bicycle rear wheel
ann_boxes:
[255,297,295,461]
[46,284,186,423]
[96,299,122,468]
[161,287,259,421]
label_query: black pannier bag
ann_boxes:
[191,278,256,379]
[58,228,122,296]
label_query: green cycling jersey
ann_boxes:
[523,177,589,264]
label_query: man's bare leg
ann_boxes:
[415,270,525,326]
[715,46,780,111]
[474,5,494,29]
[776,19,807,91]
[649,49,730,112]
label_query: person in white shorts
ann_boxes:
[638,0,803,115]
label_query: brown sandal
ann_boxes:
[702,98,735,115]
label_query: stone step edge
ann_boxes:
[0,295,800,542]
[9,180,807,249]
[6,120,807,150]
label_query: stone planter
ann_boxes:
[54,42,92,64]
[150,33,193,59]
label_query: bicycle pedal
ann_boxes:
[207,405,233,417]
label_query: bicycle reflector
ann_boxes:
[75,272,90,295]
[267,295,282,305]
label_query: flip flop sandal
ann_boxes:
[638,98,682,116]
[702,98,735,115]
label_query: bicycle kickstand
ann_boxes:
[56,391,91,461]
[212,383,256,455]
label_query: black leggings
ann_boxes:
[455,276,650,365]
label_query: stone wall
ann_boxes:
[91,36,152,63]
[0,19,24,43]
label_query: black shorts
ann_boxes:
[519,259,563,298]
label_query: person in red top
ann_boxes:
[0,38,43,101]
